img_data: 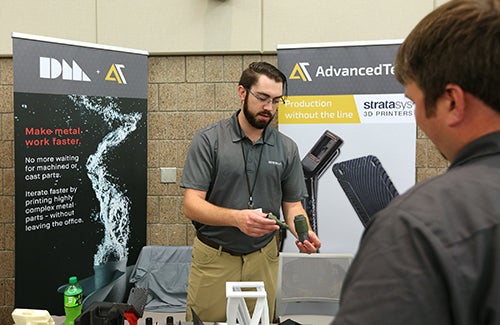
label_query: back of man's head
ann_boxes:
[395,0,500,115]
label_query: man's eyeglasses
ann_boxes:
[246,88,284,106]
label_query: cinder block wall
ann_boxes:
[0,54,448,323]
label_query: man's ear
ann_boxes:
[237,85,246,102]
[445,84,466,127]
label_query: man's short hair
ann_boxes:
[239,62,288,96]
[395,0,500,116]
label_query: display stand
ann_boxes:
[301,130,343,234]
[226,282,269,325]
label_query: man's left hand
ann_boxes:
[296,231,321,254]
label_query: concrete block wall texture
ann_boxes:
[0,57,15,324]
[0,54,447,323]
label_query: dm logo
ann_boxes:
[105,64,127,84]
[289,62,312,82]
[39,57,91,82]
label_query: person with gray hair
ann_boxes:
[333,0,500,324]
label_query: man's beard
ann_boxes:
[243,98,274,129]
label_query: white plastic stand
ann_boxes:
[226,281,270,325]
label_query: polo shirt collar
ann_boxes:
[231,109,276,146]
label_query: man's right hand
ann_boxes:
[235,209,280,237]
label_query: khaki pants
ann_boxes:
[186,235,279,322]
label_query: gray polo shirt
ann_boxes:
[180,110,308,254]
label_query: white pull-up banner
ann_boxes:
[277,40,416,254]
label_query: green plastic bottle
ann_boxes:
[63,276,82,325]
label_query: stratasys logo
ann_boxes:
[39,57,91,82]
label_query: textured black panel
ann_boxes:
[332,155,399,227]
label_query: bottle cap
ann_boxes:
[69,276,78,284]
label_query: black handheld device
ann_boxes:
[302,130,343,233]
[302,130,344,179]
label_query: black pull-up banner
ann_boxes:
[13,33,148,314]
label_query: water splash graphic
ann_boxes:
[69,95,142,266]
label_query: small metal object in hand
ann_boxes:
[267,213,288,229]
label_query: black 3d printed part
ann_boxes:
[332,155,399,227]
